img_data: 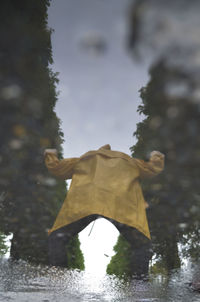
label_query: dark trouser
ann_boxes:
[48,215,152,277]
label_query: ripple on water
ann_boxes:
[0,259,199,302]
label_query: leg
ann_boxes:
[48,230,69,267]
[109,219,152,278]
[48,215,98,267]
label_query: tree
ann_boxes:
[106,235,132,278]
[0,0,84,269]
[132,59,200,270]
[127,0,200,268]
[66,236,85,271]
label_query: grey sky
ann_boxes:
[48,0,149,158]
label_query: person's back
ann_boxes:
[44,144,164,273]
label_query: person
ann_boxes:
[44,144,164,276]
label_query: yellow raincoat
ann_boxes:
[45,145,164,239]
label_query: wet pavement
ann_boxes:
[0,259,199,302]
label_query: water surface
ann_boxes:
[0,259,199,302]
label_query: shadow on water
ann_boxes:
[0,258,199,302]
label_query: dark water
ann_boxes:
[0,259,199,302]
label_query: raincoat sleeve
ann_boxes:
[134,152,165,179]
[44,152,79,180]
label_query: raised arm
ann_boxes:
[134,151,165,179]
[44,149,79,180]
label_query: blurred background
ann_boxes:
[0,0,200,288]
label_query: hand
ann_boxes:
[44,149,58,156]
[150,151,165,161]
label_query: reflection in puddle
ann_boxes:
[0,259,199,302]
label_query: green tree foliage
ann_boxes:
[131,60,200,269]
[106,235,132,278]
[127,0,200,263]
[66,236,85,271]
[0,0,84,269]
